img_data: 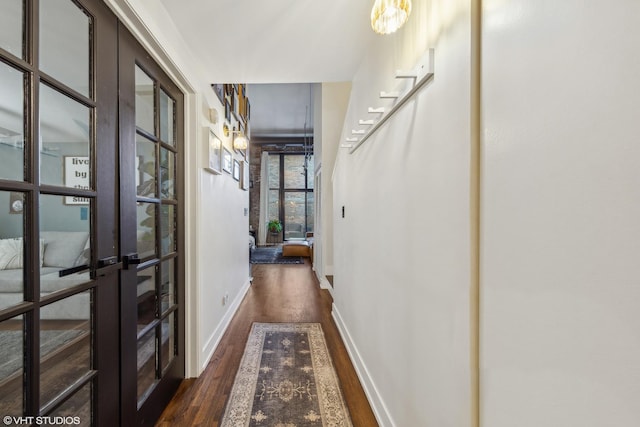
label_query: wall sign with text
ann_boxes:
[64,156,90,205]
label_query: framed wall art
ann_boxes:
[241,160,249,190]
[232,159,241,181]
[206,129,222,174]
[63,156,90,205]
[222,147,232,174]
[211,84,225,105]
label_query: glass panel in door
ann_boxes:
[48,382,92,427]
[0,62,25,181]
[40,293,91,408]
[39,84,91,187]
[159,89,175,146]
[0,0,23,58]
[0,190,25,311]
[0,315,24,417]
[135,67,155,135]
[40,0,91,96]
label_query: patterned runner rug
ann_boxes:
[221,322,353,426]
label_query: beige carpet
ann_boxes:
[220,322,353,426]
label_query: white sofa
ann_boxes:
[0,231,91,319]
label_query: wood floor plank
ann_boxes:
[156,260,378,426]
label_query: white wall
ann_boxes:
[481,1,640,426]
[105,0,251,377]
[320,82,351,279]
[332,1,472,425]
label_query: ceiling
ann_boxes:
[247,83,314,142]
[159,0,378,141]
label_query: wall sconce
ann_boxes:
[232,131,249,150]
[371,0,412,35]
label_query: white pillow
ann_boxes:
[0,238,22,270]
[0,238,45,270]
[41,231,89,268]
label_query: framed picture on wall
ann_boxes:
[241,160,249,191]
[211,84,224,105]
[224,98,231,123]
[222,147,232,174]
[206,129,222,174]
[232,159,241,181]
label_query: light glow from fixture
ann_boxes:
[233,132,248,150]
[371,0,412,35]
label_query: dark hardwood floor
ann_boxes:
[155,260,378,427]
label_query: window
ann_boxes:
[267,153,314,240]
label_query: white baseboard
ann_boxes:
[332,304,394,427]
[199,278,251,373]
[325,264,334,275]
[317,274,331,289]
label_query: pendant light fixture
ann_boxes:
[371,0,412,35]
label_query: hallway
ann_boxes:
[155,261,377,426]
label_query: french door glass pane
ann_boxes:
[137,202,157,259]
[40,0,90,96]
[39,195,91,296]
[161,312,175,372]
[0,191,24,310]
[0,62,24,181]
[159,89,175,146]
[160,204,175,256]
[284,155,305,189]
[0,315,24,417]
[40,291,91,408]
[40,84,91,188]
[0,0,23,58]
[48,381,91,427]
[268,154,279,188]
[137,266,156,329]
[135,66,154,135]
[160,259,175,313]
[284,192,306,239]
[136,134,156,198]
[160,148,175,199]
[137,328,156,402]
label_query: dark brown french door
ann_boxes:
[0,1,184,426]
[0,0,120,425]
[118,28,185,427]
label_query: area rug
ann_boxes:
[250,246,303,265]
[220,322,353,426]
